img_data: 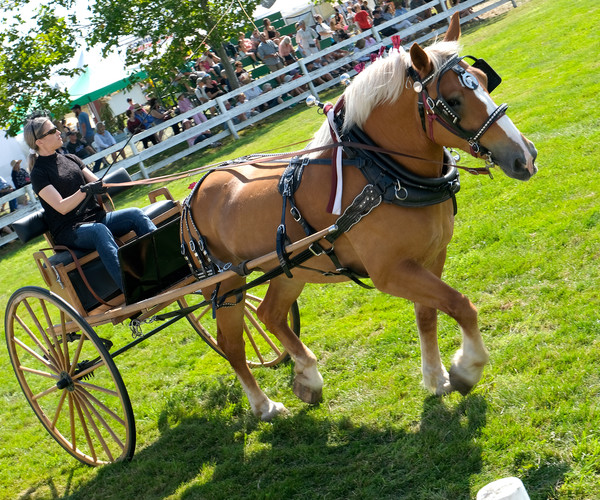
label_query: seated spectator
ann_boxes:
[234,61,250,82]
[194,74,209,104]
[383,2,413,30]
[238,73,263,100]
[94,121,120,163]
[261,82,284,109]
[373,8,397,37]
[257,33,284,84]
[278,36,298,66]
[10,159,31,205]
[202,75,225,100]
[238,32,258,64]
[250,28,262,53]
[235,93,260,118]
[262,18,280,44]
[196,51,222,77]
[147,98,172,140]
[0,176,18,212]
[353,38,372,63]
[409,0,432,20]
[330,16,350,42]
[218,70,231,93]
[304,60,333,85]
[126,109,159,149]
[181,119,215,147]
[65,131,104,172]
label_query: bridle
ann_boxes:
[408,54,507,164]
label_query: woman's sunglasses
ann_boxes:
[35,126,59,140]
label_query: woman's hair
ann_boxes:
[281,35,291,46]
[262,18,271,27]
[23,116,49,170]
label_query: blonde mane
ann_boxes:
[308,41,460,155]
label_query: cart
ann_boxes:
[4,168,330,466]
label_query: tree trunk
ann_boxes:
[214,43,240,91]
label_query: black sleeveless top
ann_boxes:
[30,153,105,245]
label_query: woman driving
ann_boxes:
[25,116,156,290]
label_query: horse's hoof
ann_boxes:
[449,367,474,396]
[293,379,323,404]
[259,401,289,421]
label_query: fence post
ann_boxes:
[130,140,149,179]
[371,26,381,43]
[216,96,240,140]
[297,60,319,100]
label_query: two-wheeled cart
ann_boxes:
[4,168,331,466]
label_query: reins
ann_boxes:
[101,139,492,191]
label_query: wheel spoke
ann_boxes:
[14,314,59,372]
[76,380,118,398]
[244,308,282,354]
[75,387,125,449]
[52,390,68,428]
[73,391,115,462]
[39,298,67,368]
[72,392,98,462]
[19,365,59,380]
[24,298,63,370]
[243,322,265,364]
[14,337,56,370]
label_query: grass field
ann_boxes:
[2,0,600,497]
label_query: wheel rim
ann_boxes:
[5,287,135,466]
[178,291,300,368]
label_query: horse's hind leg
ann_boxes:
[211,276,288,421]
[257,277,324,404]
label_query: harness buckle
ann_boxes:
[395,180,408,201]
[309,242,324,256]
[290,206,302,222]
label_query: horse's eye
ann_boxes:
[446,97,461,109]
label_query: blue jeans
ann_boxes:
[71,208,156,289]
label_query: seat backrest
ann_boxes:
[13,210,48,243]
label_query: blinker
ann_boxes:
[469,57,502,93]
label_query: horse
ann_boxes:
[182,13,537,421]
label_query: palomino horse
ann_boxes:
[183,14,537,420]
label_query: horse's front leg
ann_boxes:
[374,260,489,395]
[414,302,452,395]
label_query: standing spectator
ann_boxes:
[257,33,284,84]
[314,15,335,43]
[71,104,95,146]
[354,5,373,31]
[177,93,207,129]
[296,20,319,57]
[94,122,121,163]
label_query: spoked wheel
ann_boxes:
[5,286,135,466]
[177,290,300,368]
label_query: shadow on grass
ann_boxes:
[42,379,508,500]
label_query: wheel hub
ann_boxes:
[56,371,75,392]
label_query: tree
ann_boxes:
[0,0,262,136]
[87,0,262,95]
[0,5,81,136]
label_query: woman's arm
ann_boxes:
[38,168,99,215]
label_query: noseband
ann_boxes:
[408,55,507,161]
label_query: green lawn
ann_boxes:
[2,0,600,497]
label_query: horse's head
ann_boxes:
[409,13,537,180]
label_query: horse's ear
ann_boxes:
[444,12,461,42]
[410,43,433,78]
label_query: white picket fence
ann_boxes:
[1,0,516,247]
